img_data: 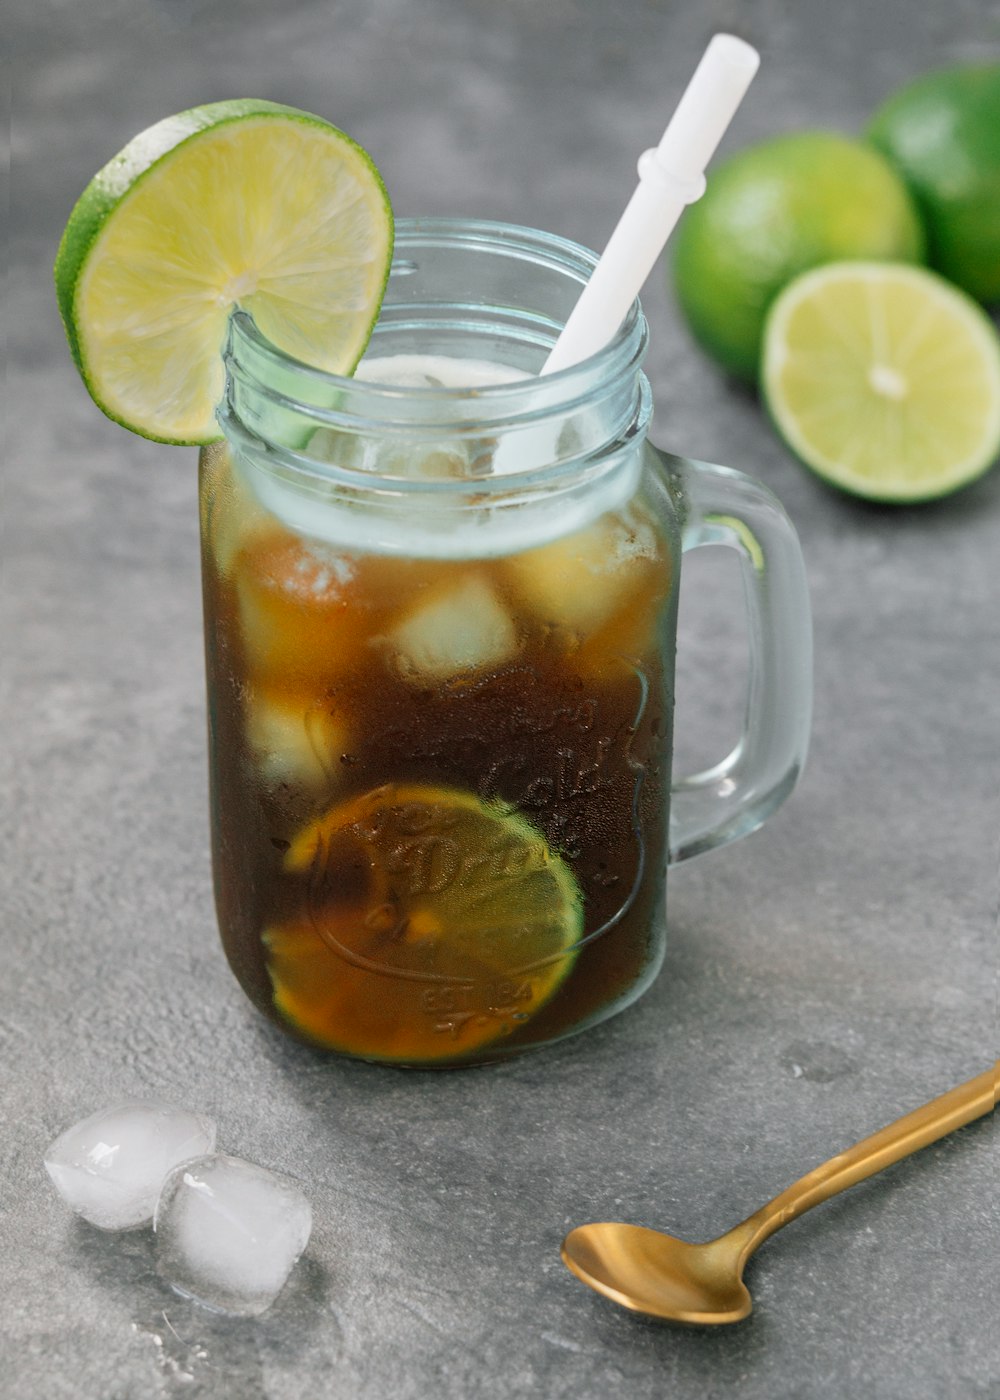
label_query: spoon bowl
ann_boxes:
[562,1061,997,1325]
[562,1222,752,1324]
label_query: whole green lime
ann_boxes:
[868,64,1000,305]
[672,132,926,380]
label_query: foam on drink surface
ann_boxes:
[239,353,639,558]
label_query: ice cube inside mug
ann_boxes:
[44,1101,217,1230]
[153,1153,313,1317]
[246,690,348,790]
[388,573,519,682]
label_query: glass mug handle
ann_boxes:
[660,451,813,863]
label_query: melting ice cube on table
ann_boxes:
[154,1153,312,1317]
[44,1101,216,1230]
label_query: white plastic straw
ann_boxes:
[543,33,760,375]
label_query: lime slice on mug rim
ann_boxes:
[762,261,1000,502]
[55,99,393,445]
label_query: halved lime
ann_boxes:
[55,100,393,444]
[672,132,925,380]
[265,783,584,1061]
[762,262,1000,501]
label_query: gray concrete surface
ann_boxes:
[4,1,999,1396]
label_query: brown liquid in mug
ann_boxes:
[201,444,676,1065]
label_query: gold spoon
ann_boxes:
[562,1060,997,1325]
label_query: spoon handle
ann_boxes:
[738,1060,998,1257]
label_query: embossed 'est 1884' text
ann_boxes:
[421,980,535,1018]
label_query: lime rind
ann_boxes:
[55,100,393,445]
[762,261,1000,502]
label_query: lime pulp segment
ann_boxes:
[762,261,1000,501]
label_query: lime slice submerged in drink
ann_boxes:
[762,261,1000,501]
[55,99,393,444]
[265,783,584,1062]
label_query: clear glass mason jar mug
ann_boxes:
[199,219,811,1068]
